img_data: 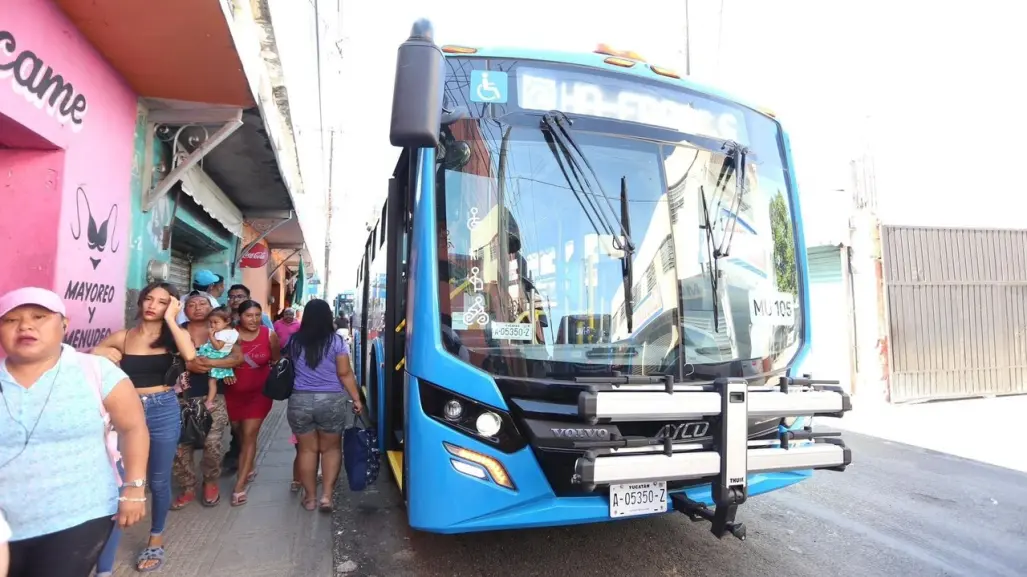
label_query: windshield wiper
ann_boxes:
[539,117,607,242]
[539,112,638,330]
[699,185,723,333]
[619,176,634,333]
[698,141,750,334]
[539,113,632,248]
[713,141,749,259]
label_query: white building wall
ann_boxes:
[264,0,347,292]
[218,0,325,280]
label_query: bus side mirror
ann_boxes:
[389,19,444,149]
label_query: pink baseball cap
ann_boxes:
[0,287,68,319]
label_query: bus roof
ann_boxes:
[442,46,779,122]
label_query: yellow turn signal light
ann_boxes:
[595,44,646,62]
[443,442,515,489]
[649,65,681,79]
[442,45,478,54]
[604,56,637,68]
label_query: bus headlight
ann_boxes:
[418,379,526,453]
[443,399,463,421]
[475,412,502,437]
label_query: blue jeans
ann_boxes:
[96,390,181,572]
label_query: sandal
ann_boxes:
[302,498,317,511]
[231,491,248,507]
[202,483,220,507]
[136,546,165,572]
[318,497,333,513]
[170,492,194,510]
[290,481,301,493]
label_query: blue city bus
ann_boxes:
[334,290,356,320]
[352,20,852,540]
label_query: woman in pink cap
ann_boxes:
[0,287,150,577]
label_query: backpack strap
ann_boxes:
[79,353,123,487]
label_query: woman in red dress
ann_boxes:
[224,300,280,505]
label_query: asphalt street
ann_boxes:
[332,431,1027,577]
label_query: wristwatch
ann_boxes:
[122,479,147,488]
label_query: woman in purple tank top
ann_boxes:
[284,299,363,512]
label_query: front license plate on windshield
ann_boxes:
[609,481,668,518]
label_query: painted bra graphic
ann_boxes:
[70,186,119,269]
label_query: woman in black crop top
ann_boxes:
[91,282,197,574]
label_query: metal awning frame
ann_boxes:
[267,248,303,279]
[231,210,296,276]
[141,107,244,212]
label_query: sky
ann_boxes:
[327,0,1027,289]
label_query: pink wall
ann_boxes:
[0,0,138,350]
[0,149,63,294]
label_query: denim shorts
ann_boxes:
[286,392,354,435]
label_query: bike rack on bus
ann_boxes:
[573,376,852,541]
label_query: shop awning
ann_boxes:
[180,165,244,238]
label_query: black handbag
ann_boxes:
[164,352,186,388]
[263,357,295,401]
[179,398,213,449]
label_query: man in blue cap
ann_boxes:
[192,269,225,297]
[175,269,224,326]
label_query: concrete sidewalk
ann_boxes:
[104,402,334,576]
[818,394,1026,473]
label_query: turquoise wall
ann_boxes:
[123,103,241,322]
[180,207,237,295]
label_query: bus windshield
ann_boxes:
[435,60,800,381]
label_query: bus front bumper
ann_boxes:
[408,377,851,540]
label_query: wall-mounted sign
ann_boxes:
[0,30,89,130]
[239,243,270,268]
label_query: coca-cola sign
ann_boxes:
[240,244,270,268]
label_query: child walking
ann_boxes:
[198,306,238,407]
[289,434,322,492]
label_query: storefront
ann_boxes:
[0,2,138,350]
[123,130,244,318]
[807,243,856,392]
[3,0,319,347]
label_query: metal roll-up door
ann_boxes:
[169,250,192,295]
[807,246,852,391]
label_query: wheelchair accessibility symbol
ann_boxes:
[470,70,508,104]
